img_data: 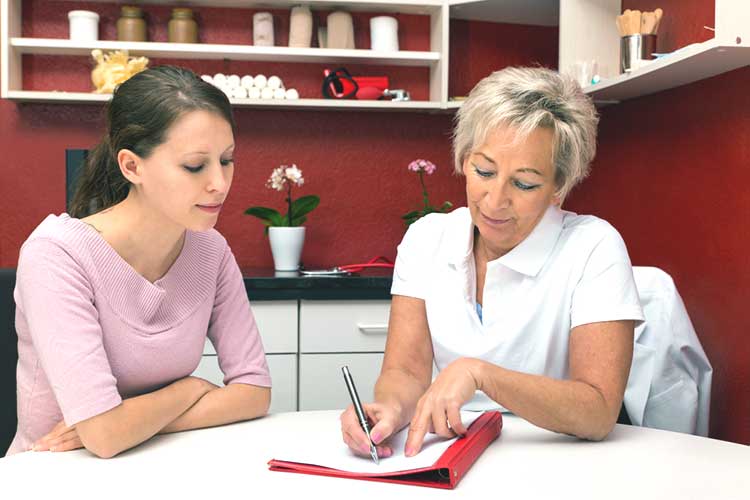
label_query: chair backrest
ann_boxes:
[625,266,713,436]
[0,268,18,456]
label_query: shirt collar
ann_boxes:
[446,205,564,277]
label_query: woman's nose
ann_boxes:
[206,163,230,194]
[485,177,511,209]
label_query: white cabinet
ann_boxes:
[299,352,385,410]
[298,300,391,410]
[300,300,390,353]
[193,298,392,412]
[192,353,297,413]
[193,300,298,412]
[201,300,298,355]
[250,301,298,354]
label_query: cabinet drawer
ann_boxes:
[300,300,390,353]
[299,353,384,411]
[203,300,297,355]
[192,353,297,413]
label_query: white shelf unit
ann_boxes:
[584,39,750,104]
[3,0,749,109]
[0,0,451,111]
[560,0,750,105]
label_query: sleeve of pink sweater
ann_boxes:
[16,239,123,426]
[207,244,271,388]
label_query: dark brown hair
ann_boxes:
[69,65,235,218]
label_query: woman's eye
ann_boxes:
[184,164,204,173]
[221,158,234,167]
[472,165,494,178]
[513,179,539,191]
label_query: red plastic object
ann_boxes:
[353,76,389,90]
[338,256,394,273]
[268,411,502,490]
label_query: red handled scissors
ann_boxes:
[300,256,394,276]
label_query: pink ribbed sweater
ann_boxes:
[8,214,271,455]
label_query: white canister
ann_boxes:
[68,10,100,42]
[370,16,398,52]
[253,12,275,47]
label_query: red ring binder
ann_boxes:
[268,411,502,490]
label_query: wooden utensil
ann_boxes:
[620,9,631,36]
[641,12,656,34]
[630,10,642,36]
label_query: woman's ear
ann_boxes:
[552,192,562,207]
[117,149,142,185]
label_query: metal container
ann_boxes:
[620,34,657,73]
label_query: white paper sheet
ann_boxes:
[271,411,482,474]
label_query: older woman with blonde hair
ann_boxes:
[341,66,644,457]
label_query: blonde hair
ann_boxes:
[453,67,599,202]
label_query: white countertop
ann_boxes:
[1,411,748,499]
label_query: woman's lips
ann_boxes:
[197,203,223,214]
[481,212,511,226]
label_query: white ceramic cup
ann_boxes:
[370,16,398,52]
[68,10,100,42]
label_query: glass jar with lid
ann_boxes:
[116,6,147,42]
[168,8,198,43]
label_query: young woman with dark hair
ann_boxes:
[9,66,271,458]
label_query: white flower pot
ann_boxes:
[268,226,306,271]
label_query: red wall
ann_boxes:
[565,0,749,444]
[1,2,557,272]
[4,1,747,445]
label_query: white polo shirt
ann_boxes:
[391,206,644,409]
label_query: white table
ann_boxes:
[1,411,748,499]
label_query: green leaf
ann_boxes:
[244,207,281,222]
[401,210,419,220]
[439,201,453,212]
[269,212,288,227]
[290,195,320,218]
[290,215,307,227]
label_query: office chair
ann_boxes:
[625,266,713,436]
[0,268,18,456]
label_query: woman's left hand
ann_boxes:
[404,357,483,457]
[31,421,83,452]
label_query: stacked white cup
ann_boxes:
[200,73,299,100]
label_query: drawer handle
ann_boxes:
[357,324,388,335]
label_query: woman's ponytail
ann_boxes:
[68,136,130,218]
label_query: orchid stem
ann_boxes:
[419,170,430,210]
[286,183,293,226]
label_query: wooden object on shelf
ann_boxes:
[327,11,355,49]
[168,8,198,44]
[116,6,147,42]
[641,11,657,35]
[289,6,313,48]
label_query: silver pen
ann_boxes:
[342,365,379,464]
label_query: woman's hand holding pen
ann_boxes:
[404,357,483,457]
[340,402,400,459]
